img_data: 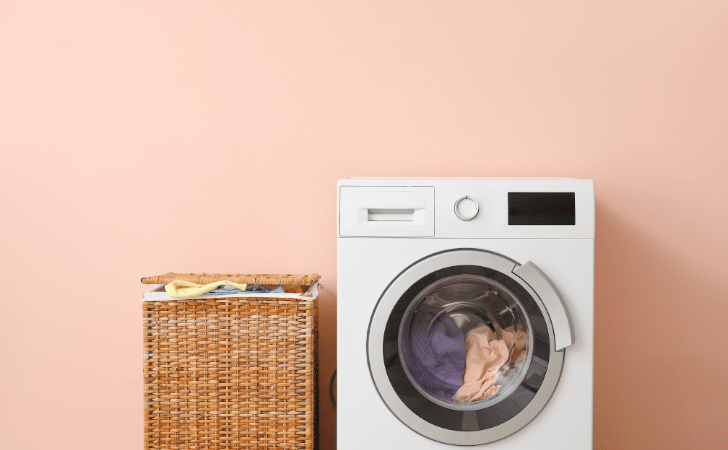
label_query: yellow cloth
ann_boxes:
[165,280,248,298]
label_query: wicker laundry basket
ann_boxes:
[141,273,320,450]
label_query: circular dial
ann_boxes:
[454,196,479,221]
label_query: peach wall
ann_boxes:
[1,1,727,449]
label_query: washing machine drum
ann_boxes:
[367,249,573,446]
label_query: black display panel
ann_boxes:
[508,192,575,225]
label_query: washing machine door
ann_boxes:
[367,249,574,445]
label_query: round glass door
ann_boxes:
[398,274,532,411]
[368,250,567,445]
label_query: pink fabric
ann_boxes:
[452,325,509,402]
[501,328,529,366]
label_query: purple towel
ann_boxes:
[401,306,466,400]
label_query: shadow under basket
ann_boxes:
[141,273,321,450]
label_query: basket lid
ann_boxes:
[141,272,320,286]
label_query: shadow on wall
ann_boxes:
[594,201,726,450]
[317,287,337,450]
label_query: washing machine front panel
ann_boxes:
[367,249,570,446]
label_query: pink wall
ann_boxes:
[1,1,727,449]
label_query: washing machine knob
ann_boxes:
[454,196,479,221]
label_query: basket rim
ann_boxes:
[141,280,322,302]
[141,272,320,286]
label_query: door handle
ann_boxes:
[513,262,575,351]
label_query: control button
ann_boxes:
[454,196,479,221]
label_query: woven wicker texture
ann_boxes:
[143,296,317,449]
[141,273,320,286]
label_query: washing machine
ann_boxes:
[337,178,594,449]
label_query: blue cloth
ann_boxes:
[245,284,272,293]
[207,285,246,295]
[207,284,286,295]
[401,306,466,400]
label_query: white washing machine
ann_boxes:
[337,178,594,449]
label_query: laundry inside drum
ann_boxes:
[398,274,533,409]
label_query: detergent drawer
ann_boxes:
[339,186,435,237]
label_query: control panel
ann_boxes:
[338,179,594,239]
